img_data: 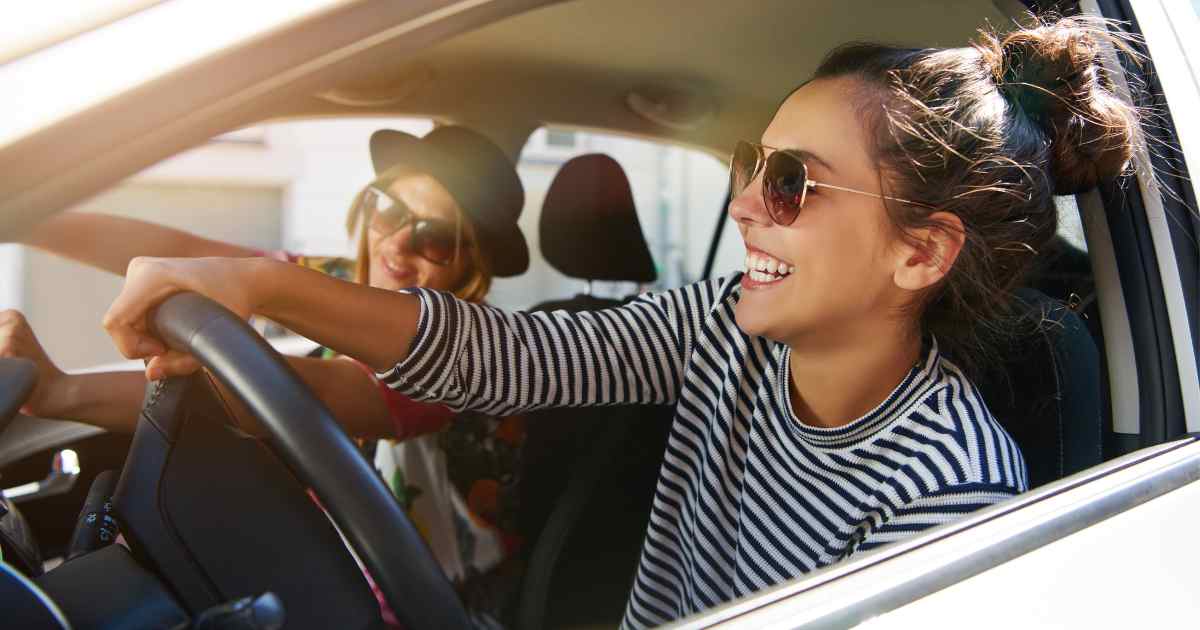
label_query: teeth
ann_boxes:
[744,251,793,277]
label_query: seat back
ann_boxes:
[516,154,669,629]
[538,153,657,288]
[975,288,1104,488]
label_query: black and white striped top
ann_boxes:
[378,275,1028,629]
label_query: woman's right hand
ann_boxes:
[102,256,266,380]
[0,309,69,416]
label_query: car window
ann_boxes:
[7,117,433,370]
[489,126,730,310]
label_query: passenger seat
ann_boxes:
[975,288,1105,488]
[515,154,671,630]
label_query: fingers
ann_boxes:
[146,352,201,380]
[103,257,177,360]
[0,309,36,360]
[0,309,26,328]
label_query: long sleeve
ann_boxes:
[853,481,1022,554]
[376,280,725,416]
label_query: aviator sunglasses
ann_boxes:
[354,184,469,266]
[729,140,932,226]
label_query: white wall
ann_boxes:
[0,244,23,311]
[25,184,284,369]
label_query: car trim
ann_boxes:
[1120,0,1200,433]
[1077,189,1141,436]
[0,0,563,239]
[667,437,1200,628]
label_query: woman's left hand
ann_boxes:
[102,256,264,380]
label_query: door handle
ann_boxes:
[2,449,81,503]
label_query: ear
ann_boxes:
[892,212,965,291]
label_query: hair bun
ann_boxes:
[983,17,1138,194]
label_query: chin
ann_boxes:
[733,301,771,338]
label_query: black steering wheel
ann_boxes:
[147,292,471,629]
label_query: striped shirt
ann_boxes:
[378,274,1028,629]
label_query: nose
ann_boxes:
[376,224,416,257]
[727,172,772,228]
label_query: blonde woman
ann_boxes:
[6,126,530,625]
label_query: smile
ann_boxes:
[744,248,794,284]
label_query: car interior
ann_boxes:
[1,0,1195,628]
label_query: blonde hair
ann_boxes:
[345,166,493,303]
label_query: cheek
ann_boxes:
[425,261,463,291]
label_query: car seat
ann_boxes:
[974,288,1105,488]
[514,154,671,630]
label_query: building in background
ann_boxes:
[0,119,734,369]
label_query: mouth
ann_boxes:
[743,246,794,286]
[379,257,417,281]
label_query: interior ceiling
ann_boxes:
[293,0,1013,154]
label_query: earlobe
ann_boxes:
[892,212,965,291]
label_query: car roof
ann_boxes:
[0,0,1011,237]
[281,0,1012,154]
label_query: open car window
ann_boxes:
[6,117,435,370]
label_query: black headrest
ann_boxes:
[539,154,657,283]
[975,288,1103,488]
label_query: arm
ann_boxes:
[1,308,446,439]
[375,285,702,416]
[105,257,423,376]
[20,212,257,276]
[0,308,145,432]
[261,357,453,440]
[102,256,713,414]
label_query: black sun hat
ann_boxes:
[369,126,529,277]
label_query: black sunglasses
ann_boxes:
[354,185,469,266]
[729,140,932,226]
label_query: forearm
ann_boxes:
[47,371,147,433]
[213,357,397,439]
[22,213,257,275]
[377,287,689,415]
[250,260,422,372]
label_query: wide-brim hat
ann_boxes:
[369,126,528,277]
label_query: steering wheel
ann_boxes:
[148,292,471,629]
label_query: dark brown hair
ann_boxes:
[811,15,1140,374]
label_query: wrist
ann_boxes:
[242,257,288,315]
[39,372,87,419]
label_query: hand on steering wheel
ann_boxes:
[103,256,259,381]
[0,310,65,417]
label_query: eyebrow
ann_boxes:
[762,144,837,175]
